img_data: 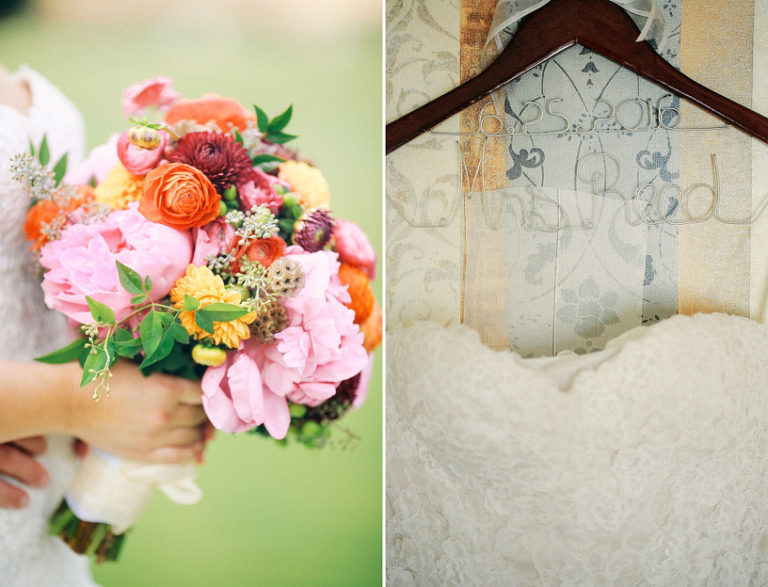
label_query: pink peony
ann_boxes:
[39,203,193,324]
[351,353,375,409]
[237,168,287,214]
[201,347,290,438]
[117,129,168,176]
[65,134,120,186]
[333,218,377,280]
[121,76,180,118]
[200,249,368,437]
[191,218,237,266]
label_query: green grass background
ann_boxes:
[0,4,382,585]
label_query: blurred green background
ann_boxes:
[0,0,382,585]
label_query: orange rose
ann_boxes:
[24,186,95,250]
[338,263,374,324]
[360,298,382,352]
[164,94,255,132]
[139,163,220,230]
[245,235,286,268]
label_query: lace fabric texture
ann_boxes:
[0,66,96,586]
[387,313,768,586]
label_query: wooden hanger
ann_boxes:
[386,0,768,154]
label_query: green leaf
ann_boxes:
[183,294,200,311]
[172,321,190,344]
[198,302,249,322]
[52,153,68,186]
[139,326,175,369]
[114,337,143,358]
[29,139,35,157]
[130,294,148,305]
[80,346,108,387]
[233,128,244,145]
[143,275,152,292]
[112,327,142,358]
[35,338,88,364]
[113,327,133,342]
[139,310,162,358]
[251,153,285,166]
[195,310,215,334]
[267,104,293,133]
[254,105,269,132]
[38,136,50,166]
[86,296,116,325]
[266,131,298,145]
[116,261,143,294]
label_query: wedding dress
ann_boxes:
[387,313,768,586]
[0,66,97,586]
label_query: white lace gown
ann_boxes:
[0,66,97,586]
[387,313,768,586]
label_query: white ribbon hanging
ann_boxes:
[483,0,670,67]
[65,449,202,534]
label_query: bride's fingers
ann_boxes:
[158,427,205,448]
[0,444,49,488]
[142,443,203,465]
[12,436,47,455]
[0,480,29,509]
[168,405,208,428]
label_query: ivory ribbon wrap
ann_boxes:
[483,0,670,66]
[65,449,202,534]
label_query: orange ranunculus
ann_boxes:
[24,186,95,250]
[244,235,286,268]
[338,263,374,325]
[139,163,220,230]
[164,94,255,132]
[360,298,382,352]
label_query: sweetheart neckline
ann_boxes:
[388,312,764,392]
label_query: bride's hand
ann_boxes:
[0,437,49,508]
[65,361,208,465]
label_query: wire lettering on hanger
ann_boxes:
[434,97,729,137]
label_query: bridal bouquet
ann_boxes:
[12,76,381,561]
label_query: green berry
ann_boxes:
[218,201,228,216]
[289,403,307,418]
[282,192,297,207]
[223,185,238,201]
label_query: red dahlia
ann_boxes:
[169,132,253,192]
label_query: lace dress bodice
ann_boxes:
[0,66,97,586]
[387,313,768,586]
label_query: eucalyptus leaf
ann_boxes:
[139,310,162,358]
[195,310,215,335]
[35,338,87,364]
[52,153,68,186]
[183,294,200,311]
[268,104,293,132]
[38,136,50,166]
[116,261,143,294]
[266,131,297,145]
[86,296,116,325]
[198,302,249,321]
[254,105,269,132]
